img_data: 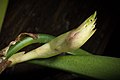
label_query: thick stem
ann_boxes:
[8,11,97,66]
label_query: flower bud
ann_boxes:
[52,11,97,52]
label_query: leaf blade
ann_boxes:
[29,55,120,80]
[0,0,8,31]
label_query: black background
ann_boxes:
[0,0,120,80]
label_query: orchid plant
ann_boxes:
[0,0,120,80]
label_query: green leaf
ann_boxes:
[67,48,93,56]
[29,55,120,80]
[0,0,8,31]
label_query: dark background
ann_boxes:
[0,0,119,80]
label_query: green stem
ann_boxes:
[6,34,55,58]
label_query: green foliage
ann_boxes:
[0,0,8,31]
[29,55,120,80]
[6,34,55,58]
